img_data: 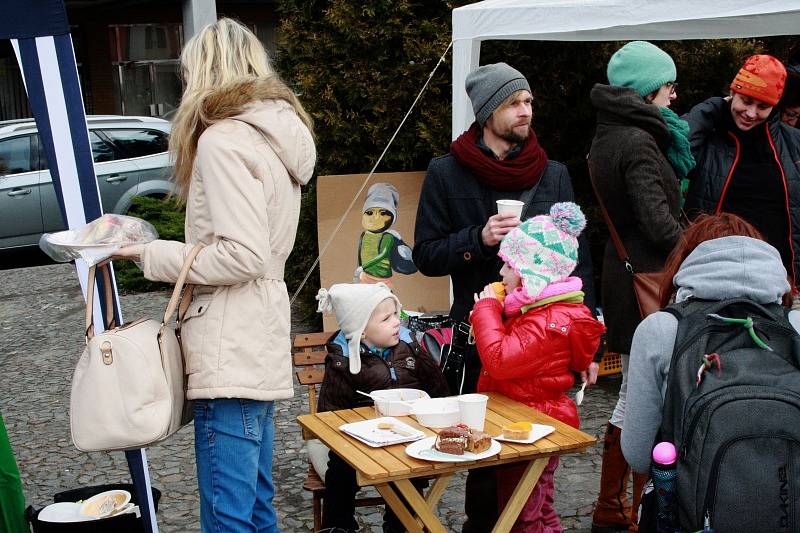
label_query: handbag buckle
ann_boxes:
[100,341,113,365]
[624,260,635,275]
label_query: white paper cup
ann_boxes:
[458,393,489,430]
[496,199,524,218]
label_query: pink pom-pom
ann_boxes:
[652,441,677,465]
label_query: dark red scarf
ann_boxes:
[450,123,549,191]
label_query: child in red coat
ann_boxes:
[471,202,605,533]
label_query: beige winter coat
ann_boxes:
[142,81,315,401]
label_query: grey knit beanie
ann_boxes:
[466,63,531,127]
[363,183,399,222]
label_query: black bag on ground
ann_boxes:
[658,298,800,533]
[28,483,161,533]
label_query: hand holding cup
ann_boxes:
[481,212,520,247]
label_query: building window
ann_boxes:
[110,24,183,118]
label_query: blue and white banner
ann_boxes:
[1,2,158,531]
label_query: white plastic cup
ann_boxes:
[458,393,489,430]
[496,199,524,218]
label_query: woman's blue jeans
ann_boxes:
[194,398,278,533]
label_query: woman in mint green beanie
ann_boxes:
[588,40,690,533]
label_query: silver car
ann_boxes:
[0,115,174,250]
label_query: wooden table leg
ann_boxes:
[394,478,447,533]
[491,457,549,533]
[425,474,453,509]
[375,482,425,533]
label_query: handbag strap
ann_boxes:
[84,244,204,340]
[587,157,634,272]
[161,244,204,327]
[84,264,119,339]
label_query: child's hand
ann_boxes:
[473,283,498,303]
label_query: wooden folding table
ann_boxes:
[297,391,597,533]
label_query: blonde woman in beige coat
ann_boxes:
[115,18,315,533]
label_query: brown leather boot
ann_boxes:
[629,472,648,533]
[591,423,630,532]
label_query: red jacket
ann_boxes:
[470,298,605,428]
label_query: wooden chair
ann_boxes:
[293,331,384,532]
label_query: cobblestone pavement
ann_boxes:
[0,262,623,532]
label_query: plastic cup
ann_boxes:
[458,393,489,430]
[496,199,524,218]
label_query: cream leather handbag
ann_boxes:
[70,245,202,452]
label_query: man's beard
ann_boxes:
[500,126,529,144]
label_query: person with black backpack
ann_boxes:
[622,213,800,532]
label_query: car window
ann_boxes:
[33,135,47,171]
[33,132,122,169]
[0,135,34,176]
[102,129,168,158]
[89,132,120,163]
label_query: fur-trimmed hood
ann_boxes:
[201,78,315,186]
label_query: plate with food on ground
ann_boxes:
[405,424,501,462]
[494,421,555,444]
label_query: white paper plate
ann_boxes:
[80,489,131,518]
[339,417,426,447]
[405,436,501,462]
[494,424,555,444]
[38,502,92,523]
[44,231,133,249]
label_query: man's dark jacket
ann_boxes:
[684,96,800,285]
[412,154,597,392]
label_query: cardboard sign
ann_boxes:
[317,172,450,330]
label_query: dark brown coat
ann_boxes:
[317,332,449,413]
[588,84,682,353]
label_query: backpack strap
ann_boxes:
[660,307,683,321]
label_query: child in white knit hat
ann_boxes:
[315,282,447,533]
[470,202,605,533]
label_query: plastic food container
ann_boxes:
[371,388,429,416]
[410,397,460,428]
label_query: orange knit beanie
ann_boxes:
[730,54,787,106]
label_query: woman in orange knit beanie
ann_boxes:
[683,54,800,298]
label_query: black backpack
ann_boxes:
[659,298,800,533]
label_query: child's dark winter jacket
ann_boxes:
[317,329,449,412]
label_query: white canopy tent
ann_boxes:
[452,0,800,137]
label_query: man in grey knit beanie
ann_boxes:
[466,62,532,127]
[413,60,600,533]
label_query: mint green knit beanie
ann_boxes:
[607,41,676,97]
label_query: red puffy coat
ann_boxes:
[470,298,605,428]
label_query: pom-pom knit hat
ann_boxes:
[730,54,787,106]
[498,202,586,299]
[607,41,676,98]
[316,283,400,374]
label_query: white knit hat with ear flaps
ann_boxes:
[316,283,400,374]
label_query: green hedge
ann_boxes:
[114,196,184,294]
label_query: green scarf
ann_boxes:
[520,291,584,315]
[659,107,695,206]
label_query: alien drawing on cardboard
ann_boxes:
[354,183,417,286]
